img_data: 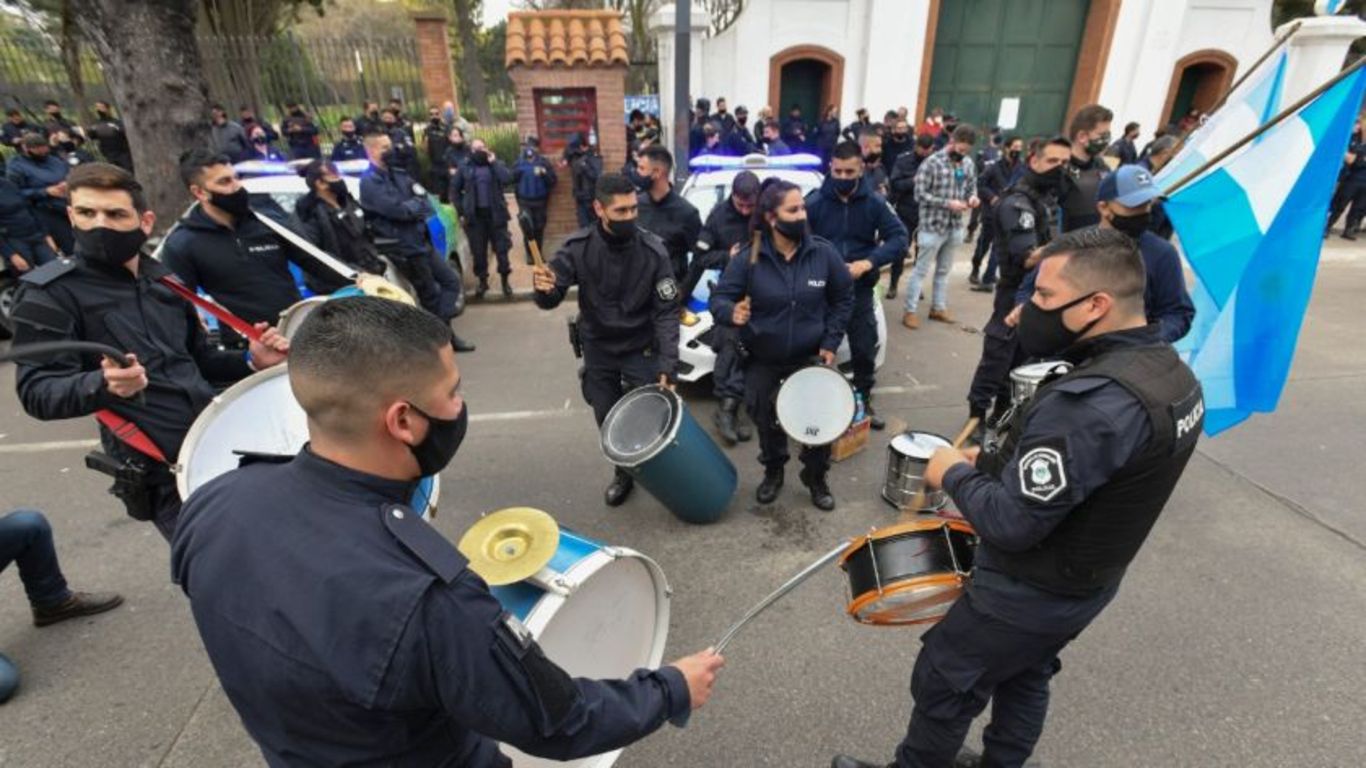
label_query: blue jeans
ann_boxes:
[0,509,71,609]
[905,227,964,314]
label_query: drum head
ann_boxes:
[600,386,681,467]
[850,574,966,625]
[278,296,328,339]
[776,366,856,446]
[890,431,950,459]
[1011,360,1071,383]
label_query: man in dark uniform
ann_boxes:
[360,132,476,352]
[710,179,854,510]
[569,136,603,228]
[968,135,1025,290]
[1059,104,1114,232]
[532,173,681,507]
[833,226,1205,768]
[87,101,133,172]
[886,135,935,299]
[11,164,288,541]
[381,108,421,180]
[2,109,38,152]
[280,102,321,161]
[451,138,515,298]
[329,118,367,162]
[161,150,338,337]
[1328,118,1366,239]
[171,297,723,767]
[1,174,61,273]
[806,141,909,431]
[964,137,1070,436]
[7,133,74,254]
[635,145,702,283]
[683,170,760,446]
[512,138,558,267]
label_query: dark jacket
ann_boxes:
[683,196,754,299]
[5,153,70,214]
[443,144,471,180]
[889,151,927,224]
[534,225,681,376]
[882,136,915,175]
[330,137,367,162]
[512,153,558,201]
[450,158,513,224]
[171,447,690,768]
[1059,154,1109,232]
[709,232,854,363]
[386,126,421,179]
[295,190,387,283]
[160,205,326,324]
[978,157,1025,209]
[1135,230,1194,343]
[0,176,47,246]
[423,119,450,163]
[570,151,603,202]
[817,118,842,152]
[360,164,435,258]
[2,119,39,149]
[87,116,131,162]
[1108,137,1139,167]
[636,187,702,278]
[804,174,909,291]
[723,125,757,156]
[281,114,321,156]
[211,120,252,163]
[11,254,253,460]
[781,117,807,149]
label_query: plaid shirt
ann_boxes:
[915,148,977,235]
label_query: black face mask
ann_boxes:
[1007,149,1022,161]
[863,152,881,164]
[74,225,146,266]
[832,177,858,196]
[948,150,964,163]
[891,134,909,143]
[472,150,490,166]
[380,149,397,168]
[326,179,349,201]
[602,217,637,245]
[59,141,76,152]
[405,402,468,478]
[633,172,654,192]
[1027,166,1063,192]
[1085,133,1111,157]
[1108,210,1151,239]
[1018,293,1100,358]
[96,110,111,120]
[252,138,268,147]
[737,117,748,126]
[210,187,251,218]
[773,217,807,241]
[342,130,356,139]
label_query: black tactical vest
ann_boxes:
[990,340,1205,596]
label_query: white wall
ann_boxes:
[1099,0,1274,136]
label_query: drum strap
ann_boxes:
[94,410,168,464]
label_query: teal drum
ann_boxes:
[600,385,737,524]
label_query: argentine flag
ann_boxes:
[1154,49,1287,191]
[1164,65,1366,435]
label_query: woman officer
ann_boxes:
[709,180,854,510]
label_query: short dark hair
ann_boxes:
[1124,121,1140,134]
[629,108,644,121]
[595,172,637,205]
[883,110,898,123]
[6,108,20,117]
[301,159,338,189]
[951,124,978,145]
[67,163,149,214]
[732,170,760,201]
[1039,135,1072,154]
[210,103,226,113]
[831,140,862,161]
[1068,104,1114,138]
[1038,226,1146,312]
[178,148,233,188]
[640,145,673,173]
[915,134,936,149]
[44,100,60,108]
[290,297,453,438]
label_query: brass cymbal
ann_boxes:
[458,507,560,586]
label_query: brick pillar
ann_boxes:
[413,11,459,109]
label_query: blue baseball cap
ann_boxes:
[1096,165,1161,207]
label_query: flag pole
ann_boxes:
[1164,55,1366,198]
[1204,20,1302,117]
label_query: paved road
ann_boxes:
[1,241,1364,767]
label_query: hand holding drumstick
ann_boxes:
[900,417,981,519]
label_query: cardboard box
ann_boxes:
[831,417,871,462]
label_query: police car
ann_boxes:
[149,159,465,315]
[675,152,888,383]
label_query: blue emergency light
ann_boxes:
[688,152,822,172]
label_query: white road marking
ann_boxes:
[0,438,100,454]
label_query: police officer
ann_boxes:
[170,296,724,766]
[329,118,367,162]
[161,149,338,338]
[295,160,387,284]
[1,174,60,273]
[805,140,909,431]
[710,179,854,510]
[833,226,1205,768]
[11,164,288,541]
[1059,104,1114,232]
[7,133,74,253]
[381,108,421,180]
[968,135,1026,290]
[423,106,451,195]
[635,145,701,283]
[359,132,476,352]
[684,170,760,446]
[451,138,515,298]
[512,138,558,266]
[281,101,322,160]
[532,173,681,507]
[885,135,936,299]
[569,136,603,228]
[87,101,132,172]
[964,137,1070,435]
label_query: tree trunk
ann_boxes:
[452,0,492,124]
[59,0,88,118]
[71,0,212,229]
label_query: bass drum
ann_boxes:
[175,365,439,518]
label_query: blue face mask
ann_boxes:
[832,177,858,196]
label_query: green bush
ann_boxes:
[470,123,522,164]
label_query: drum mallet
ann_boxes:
[899,416,981,520]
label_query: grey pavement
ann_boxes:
[2,239,1365,767]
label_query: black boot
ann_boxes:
[756,468,784,504]
[800,467,836,511]
[451,334,477,353]
[604,469,634,507]
[501,273,513,297]
[1342,226,1359,241]
[475,277,489,299]
[968,266,980,285]
[864,396,886,431]
[734,410,753,442]
[714,398,741,445]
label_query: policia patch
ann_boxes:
[656,277,679,302]
[1019,443,1068,503]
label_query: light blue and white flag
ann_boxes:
[1154,50,1287,191]
[1165,65,1366,435]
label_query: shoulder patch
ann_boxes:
[19,256,78,287]
[381,503,466,583]
[1017,211,1035,231]
[1018,441,1069,503]
[655,277,679,302]
[411,182,427,197]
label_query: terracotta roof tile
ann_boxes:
[506,10,630,69]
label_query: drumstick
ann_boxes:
[899,416,981,520]
[712,541,850,655]
[527,236,547,270]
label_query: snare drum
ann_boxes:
[839,519,978,626]
[881,431,951,512]
[1009,360,1072,407]
[601,385,736,524]
[276,275,417,339]
[176,365,439,518]
[489,524,671,768]
[775,365,857,446]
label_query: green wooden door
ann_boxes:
[926,0,1089,138]
[780,60,826,125]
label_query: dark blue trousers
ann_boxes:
[0,509,71,609]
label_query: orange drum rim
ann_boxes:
[838,518,977,567]
[845,572,967,626]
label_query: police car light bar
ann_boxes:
[688,152,823,172]
[233,160,303,177]
[334,159,372,176]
